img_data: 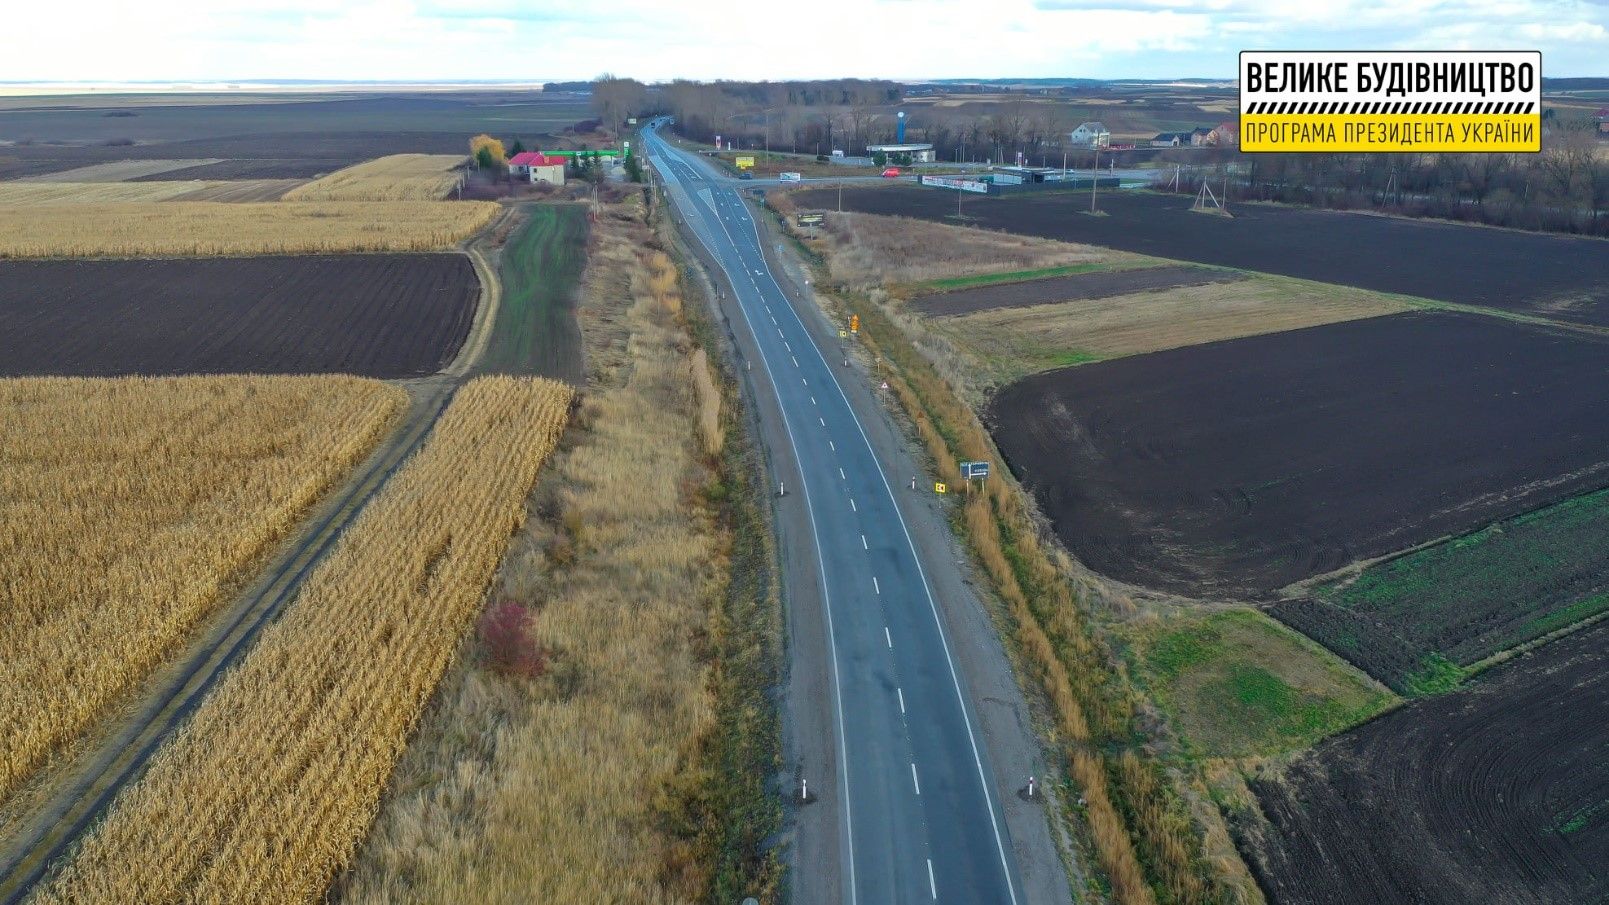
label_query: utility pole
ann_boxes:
[957,179,963,218]
[838,181,843,212]
[1090,146,1099,213]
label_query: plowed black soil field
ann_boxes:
[986,311,1609,596]
[0,254,479,377]
[1243,618,1609,905]
[911,265,1243,316]
[796,187,1609,325]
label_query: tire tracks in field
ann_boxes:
[0,207,517,899]
[0,200,557,902]
[0,377,458,904]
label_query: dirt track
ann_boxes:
[1243,618,1609,905]
[912,265,1243,316]
[796,186,1609,325]
[986,310,1609,596]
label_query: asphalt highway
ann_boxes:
[644,122,1026,905]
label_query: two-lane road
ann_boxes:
[645,124,1025,904]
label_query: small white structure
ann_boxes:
[866,142,935,163]
[1068,122,1111,149]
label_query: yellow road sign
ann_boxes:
[934,482,948,494]
[839,329,848,338]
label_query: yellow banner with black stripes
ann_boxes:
[1239,51,1542,153]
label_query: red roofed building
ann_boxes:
[508,151,566,185]
[1597,107,1609,135]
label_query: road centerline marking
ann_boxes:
[884,626,892,649]
[928,859,937,899]
[873,576,880,594]
[897,687,905,713]
[911,763,921,795]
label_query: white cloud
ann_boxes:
[0,0,1604,81]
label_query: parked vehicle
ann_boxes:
[882,167,901,178]
[739,171,753,180]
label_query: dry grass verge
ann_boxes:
[337,207,759,903]
[812,210,1134,289]
[932,275,1410,388]
[0,375,404,806]
[34,376,572,904]
[770,198,1258,902]
[0,201,498,258]
[282,154,465,202]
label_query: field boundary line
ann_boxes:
[0,381,458,904]
[445,203,519,376]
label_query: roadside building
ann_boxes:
[1069,122,1111,148]
[1151,132,1188,147]
[507,151,567,185]
[1189,126,1214,146]
[866,142,935,163]
[1208,121,1238,146]
[1597,107,1609,135]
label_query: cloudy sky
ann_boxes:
[6,0,1606,82]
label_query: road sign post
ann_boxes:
[959,460,991,493]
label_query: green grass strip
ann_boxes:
[916,262,1115,293]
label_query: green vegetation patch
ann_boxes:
[1295,486,1609,693]
[913,262,1117,293]
[477,204,589,378]
[1131,608,1394,759]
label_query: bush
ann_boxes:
[479,599,548,678]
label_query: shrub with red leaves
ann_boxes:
[479,600,547,678]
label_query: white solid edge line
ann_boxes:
[728,171,1022,905]
[649,133,861,905]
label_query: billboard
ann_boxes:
[735,156,756,169]
[920,175,989,193]
[1240,51,1541,153]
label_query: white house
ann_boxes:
[508,151,567,185]
[1068,122,1111,149]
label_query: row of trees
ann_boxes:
[650,82,1083,163]
[588,77,1126,165]
[583,77,1609,235]
[1158,126,1609,236]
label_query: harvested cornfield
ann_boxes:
[0,200,498,257]
[281,154,464,202]
[0,182,237,205]
[0,375,405,805]
[34,376,572,905]
[167,179,304,202]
